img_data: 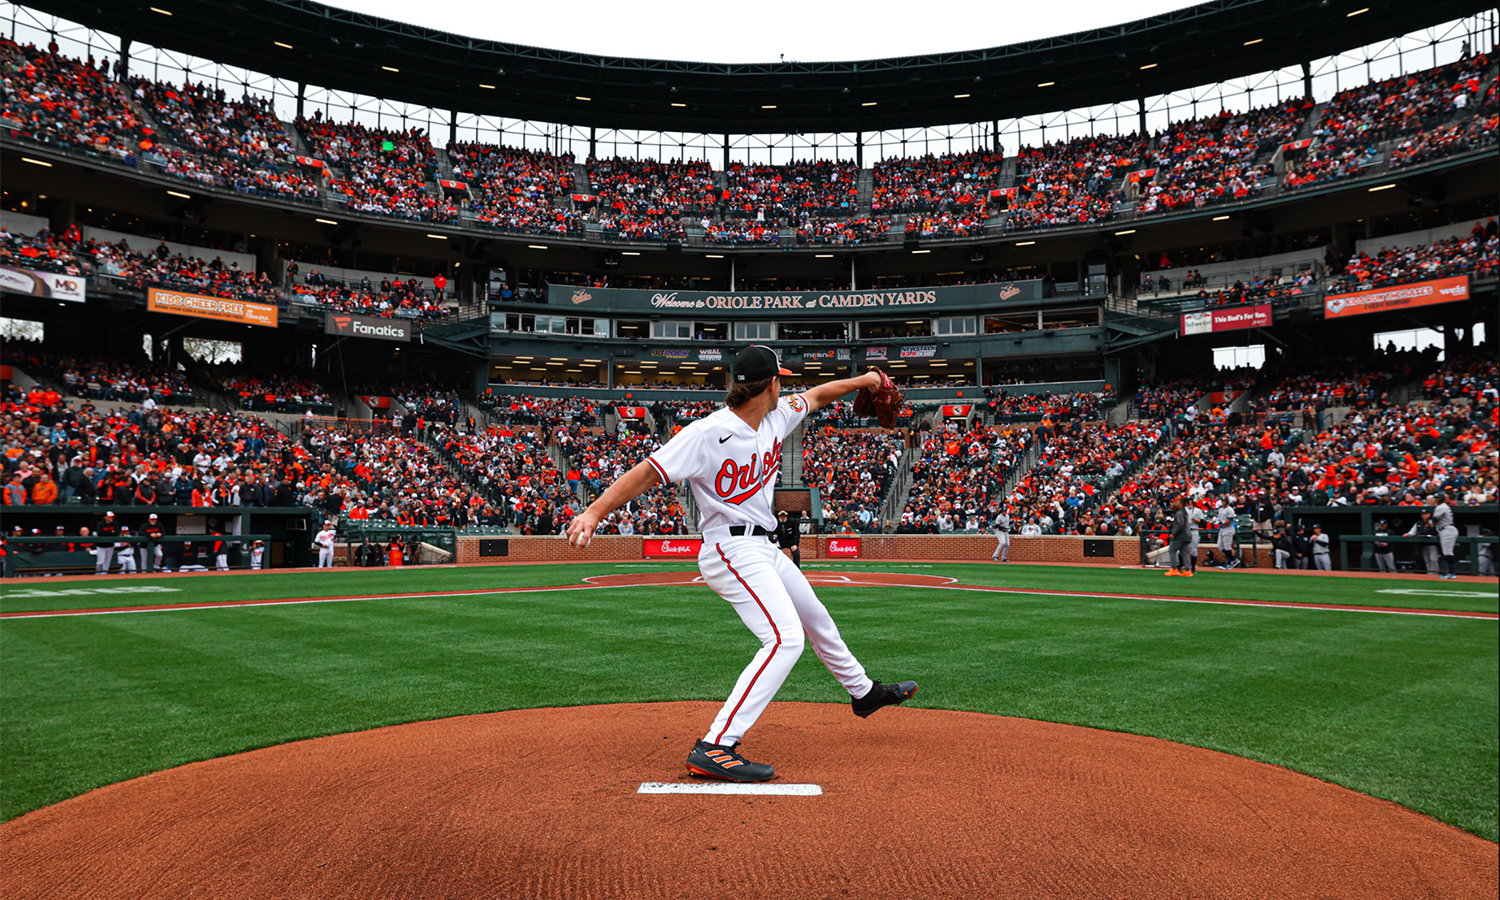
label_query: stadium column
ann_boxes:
[1137,99,1146,138]
[723,134,730,172]
[296,82,305,120]
[450,110,457,149]
[1301,61,1313,99]
[856,132,863,169]
[117,38,130,81]
[589,127,596,159]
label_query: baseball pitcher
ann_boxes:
[566,346,917,783]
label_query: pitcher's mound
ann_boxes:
[2,702,1493,899]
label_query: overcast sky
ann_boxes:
[322,0,1202,64]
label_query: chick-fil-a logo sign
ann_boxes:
[825,538,861,558]
[644,538,702,557]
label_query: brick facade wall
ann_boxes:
[774,491,812,513]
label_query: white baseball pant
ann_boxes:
[698,535,873,747]
[94,547,114,575]
[318,547,334,568]
[116,550,136,574]
[993,532,1009,561]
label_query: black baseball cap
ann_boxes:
[732,345,792,382]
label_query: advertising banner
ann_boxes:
[324,312,411,342]
[649,348,691,359]
[644,538,703,558]
[865,346,888,361]
[1323,276,1470,320]
[900,345,938,359]
[1280,139,1312,153]
[147,287,278,327]
[359,395,393,410]
[438,179,468,191]
[940,405,973,417]
[615,406,648,419]
[294,155,324,168]
[697,348,723,362]
[0,265,86,302]
[550,280,1044,316]
[1180,303,1272,337]
[825,537,861,558]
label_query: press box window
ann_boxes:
[733,321,775,341]
[935,316,976,336]
[652,320,693,339]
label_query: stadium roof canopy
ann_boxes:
[23,0,1490,134]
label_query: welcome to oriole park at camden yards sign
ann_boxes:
[146,287,278,327]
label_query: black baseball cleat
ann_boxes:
[852,680,919,718]
[685,740,775,782]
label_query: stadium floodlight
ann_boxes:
[315,218,337,225]
[1368,183,1397,192]
[953,94,970,99]
[1115,229,1137,235]
[167,190,191,199]
[1347,7,1369,16]
[1243,38,1263,46]
[479,84,496,90]
[426,234,448,240]
[575,96,591,101]
[671,103,686,107]
[761,105,777,109]
[274,41,292,49]
[1037,82,1055,88]
[1015,241,1036,246]
[912,249,931,254]
[862,102,877,107]
[21,157,52,167]
[528,245,549,250]
[381,66,399,73]
[1213,215,1231,221]
[149,6,172,14]
[1139,63,1158,70]
[622,251,641,256]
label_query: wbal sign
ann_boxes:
[324,312,411,342]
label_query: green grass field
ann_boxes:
[1,563,1495,842]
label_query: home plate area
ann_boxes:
[585,570,958,588]
[3,702,1493,900]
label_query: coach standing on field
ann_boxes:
[1432,492,1460,579]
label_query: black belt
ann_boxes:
[728,525,773,538]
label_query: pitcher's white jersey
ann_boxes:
[647,392,808,533]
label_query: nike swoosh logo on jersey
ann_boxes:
[718,435,731,443]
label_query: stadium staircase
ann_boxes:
[878,445,920,526]
[572,163,591,196]
[1000,438,1042,501]
[781,424,805,487]
[855,168,874,214]
[998,156,1017,188]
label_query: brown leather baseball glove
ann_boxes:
[852,369,904,428]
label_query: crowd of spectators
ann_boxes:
[2,222,278,303]
[586,156,716,241]
[723,160,858,217]
[1004,420,1164,534]
[1006,132,1146,230]
[209,372,331,413]
[301,428,480,528]
[870,150,1004,214]
[1137,99,1311,215]
[1,39,146,163]
[985,389,1108,422]
[132,78,321,201]
[288,273,448,319]
[1285,55,1495,191]
[801,427,903,533]
[1326,229,1500,295]
[433,424,575,534]
[795,215,890,245]
[704,220,779,244]
[897,424,1032,533]
[449,142,584,237]
[904,209,987,239]
[554,426,687,535]
[295,112,456,223]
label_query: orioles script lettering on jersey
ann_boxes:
[714,439,782,505]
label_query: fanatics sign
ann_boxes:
[1323,276,1470,320]
[147,287,277,327]
[324,312,411,342]
[1180,303,1272,337]
[643,538,702,557]
[825,538,861,558]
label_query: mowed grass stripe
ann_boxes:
[3,581,1495,841]
[2,563,1495,614]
